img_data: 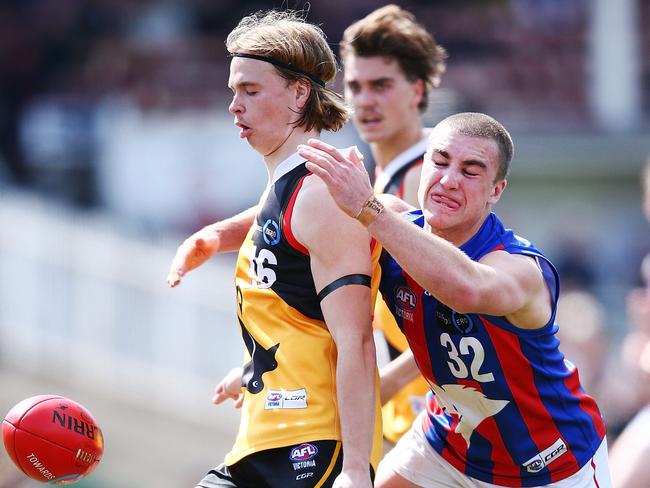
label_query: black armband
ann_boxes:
[317,274,371,302]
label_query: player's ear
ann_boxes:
[411,79,425,110]
[488,178,507,204]
[295,79,311,110]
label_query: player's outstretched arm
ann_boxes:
[292,176,376,488]
[167,206,257,287]
[379,349,420,406]
[212,367,244,409]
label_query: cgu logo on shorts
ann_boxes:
[522,438,568,473]
[290,443,318,462]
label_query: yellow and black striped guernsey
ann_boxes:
[225,155,383,470]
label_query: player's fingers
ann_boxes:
[233,395,244,409]
[298,144,334,164]
[305,139,351,167]
[167,270,180,287]
[166,264,185,287]
[212,384,237,405]
[345,146,364,167]
[306,138,340,158]
[298,146,338,174]
[305,161,333,183]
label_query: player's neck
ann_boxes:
[371,123,425,169]
[427,209,492,247]
[264,127,320,177]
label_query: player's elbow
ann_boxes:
[356,335,378,377]
[443,282,483,314]
[337,325,376,367]
[360,328,377,364]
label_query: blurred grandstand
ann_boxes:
[1,1,650,486]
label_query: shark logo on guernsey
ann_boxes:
[431,383,509,446]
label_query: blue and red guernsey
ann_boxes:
[379,211,606,487]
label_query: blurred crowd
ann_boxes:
[1,0,649,200]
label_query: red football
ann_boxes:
[2,395,104,485]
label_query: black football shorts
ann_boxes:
[195,439,374,488]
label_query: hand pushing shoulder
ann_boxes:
[291,174,370,252]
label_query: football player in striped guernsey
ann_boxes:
[299,112,613,488]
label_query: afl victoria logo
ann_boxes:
[395,286,417,310]
[266,392,282,402]
[262,219,281,246]
[290,443,318,462]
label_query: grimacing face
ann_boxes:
[228,56,302,156]
[343,55,423,146]
[418,126,506,244]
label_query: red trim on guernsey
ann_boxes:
[482,317,581,482]
[591,458,600,488]
[282,174,310,255]
[491,243,505,252]
[480,413,523,486]
[441,379,474,477]
[563,365,607,439]
[441,418,469,475]
[395,182,404,200]
[370,238,378,253]
[402,275,434,385]
[396,159,423,200]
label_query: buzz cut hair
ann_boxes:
[436,112,514,181]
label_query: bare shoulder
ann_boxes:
[481,251,544,281]
[480,250,548,301]
[292,174,370,251]
[377,193,415,213]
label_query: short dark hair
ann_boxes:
[436,112,514,181]
[340,4,447,112]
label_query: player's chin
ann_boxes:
[422,207,451,228]
[355,124,382,142]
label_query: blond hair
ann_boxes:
[227,10,348,132]
[340,4,447,112]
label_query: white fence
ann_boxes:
[0,189,243,423]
